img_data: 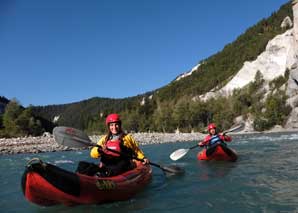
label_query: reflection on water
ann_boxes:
[1,132,298,212]
[198,161,237,181]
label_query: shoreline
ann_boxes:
[0,132,206,155]
[1,129,298,155]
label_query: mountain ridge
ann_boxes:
[26,1,297,133]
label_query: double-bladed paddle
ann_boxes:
[169,123,245,161]
[53,126,184,175]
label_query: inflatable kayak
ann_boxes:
[197,144,238,162]
[21,158,152,206]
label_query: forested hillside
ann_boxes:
[26,1,294,134]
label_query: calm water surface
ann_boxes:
[1,132,298,213]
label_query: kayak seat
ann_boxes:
[26,162,80,197]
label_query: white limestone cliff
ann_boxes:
[199,28,296,101]
[175,64,200,82]
[192,1,298,129]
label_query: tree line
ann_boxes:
[0,99,44,137]
[0,1,293,137]
[0,73,291,137]
[81,72,291,134]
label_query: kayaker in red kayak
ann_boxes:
[198,123,234,157]
[90,113,149,177]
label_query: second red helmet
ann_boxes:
[105,113,121,125]
[207,123,217,131]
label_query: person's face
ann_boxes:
[209,128,216,135]
[109,122,121,134]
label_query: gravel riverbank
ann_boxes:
[2,127,297,155]
[0,132,205,155]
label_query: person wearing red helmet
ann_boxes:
[198,123,232,156]
[90,113,149,177]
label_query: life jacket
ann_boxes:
[103,139,122,157]
[209,135,223,146]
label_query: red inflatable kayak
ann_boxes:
[197,144,238,162]
[21,158,152,206]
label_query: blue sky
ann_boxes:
[0,0,289,107]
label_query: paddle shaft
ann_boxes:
[98,144,181,174]
[104,147,177,173]
[189,144,199,150]
[102,146,147,163]
[198,123,244,145]
[53,127,181,174]
[170,123,244,161]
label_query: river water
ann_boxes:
[1,132,298,213]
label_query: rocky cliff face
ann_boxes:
[199,28,295,101]
[285,0,298,128]
[195,1,298,130]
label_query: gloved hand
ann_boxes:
[198,142,204,147]
[142,158,150,165]
[223,133,229,139]
[96,145,103,153]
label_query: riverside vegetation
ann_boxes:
[0,72,291,139]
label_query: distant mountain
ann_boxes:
[32,1,295,133]
[32,94,154,131]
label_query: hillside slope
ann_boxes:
[32,1,294,133]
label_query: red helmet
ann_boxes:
[105,113,121,125]
[207,123,217,131]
